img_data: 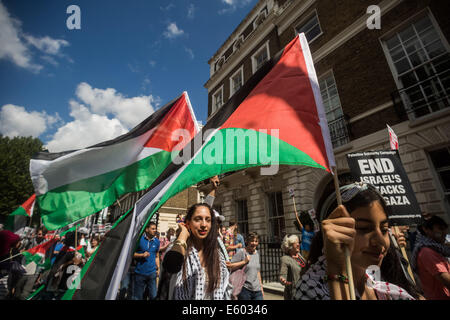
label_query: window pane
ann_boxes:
[400,72,418,88]
[415,65,433,82]
[404,36,420,55]
[414,16,432,32]
[425,40,445,58]
[420,28,439,46]
[386,35,400,50]
[399,26,415,42]
[306,24,321,42]
[302,15,318,32]
[394,58,411,74]
[334,108,343,118]
[429,148,450,169]
[433,55,450,74]
[409,49,427,67]
[440,170,450,191]
[390,45,406,62]
[330,95,340,109]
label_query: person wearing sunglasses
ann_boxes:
[294,182,423,300]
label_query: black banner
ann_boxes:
[346,150,422,226]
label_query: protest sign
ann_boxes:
[346,150,422,226]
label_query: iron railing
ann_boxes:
[328,115,350,148]
[258,235,284,283]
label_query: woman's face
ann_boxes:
[91,239,98,247]
[247,237,259,252]
[351,200,390,270]
[290,240,300,255]
[186,206,212,241]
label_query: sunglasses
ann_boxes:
[340,182,384,203]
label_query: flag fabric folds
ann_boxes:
[5,194,36,232]
[387,124,399,150]
[22,237,57,267]
[71,33,336,300]
[30,92,199,230]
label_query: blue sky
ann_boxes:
[0,0,257,151]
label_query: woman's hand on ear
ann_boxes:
[178,222,190,242]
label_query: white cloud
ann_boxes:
[45,102,128,152]
[75,82,156,129]
[23,35,69,55]
[163,22,184,39]
[187,4,195,19]
[0,2,42,72]
[0,104,61,138]
[44,82,158,152]
[0,2,70,72]
[184,47,194,59]
[219,0,253,14]
[40,55,59,66]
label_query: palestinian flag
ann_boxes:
[5,194,35,232]
[22,237,57,266]
[30,92,199,230]
[69,34,336,300]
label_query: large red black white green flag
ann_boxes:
[69,33,336,300]
[29,92,199,230]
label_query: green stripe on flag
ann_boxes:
[38,150,173,230]
[26,284,45,300]
[140,128,326,236]
[10,206,28,217]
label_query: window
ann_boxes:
[267,192,285,241]
[383,14,450,119]
[429,147,450,211]
[236,200,249,237]
[295,11,322,43]
[319,73,349,148]
[212,86,223,114]
[229,66,244,97]
[252,41,270,74]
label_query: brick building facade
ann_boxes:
[202,0,450,243]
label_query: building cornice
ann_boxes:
[208,0,272,65]
[204,13,277,90]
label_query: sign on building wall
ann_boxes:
[346,150,422,226]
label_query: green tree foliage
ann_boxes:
[0,135,44,218]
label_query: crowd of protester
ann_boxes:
[120,177,450,301]
[0,223,106,300]
[1,176,449,300]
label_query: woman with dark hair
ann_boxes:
[294,182,423,300]
[162,203,230,300]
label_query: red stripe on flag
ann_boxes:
[221,36,330,171]
[144,94,197,152]
[21,194,36,217]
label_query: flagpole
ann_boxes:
[393,226,416,285]
[75,225,78,249]
[332,166,356,300]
